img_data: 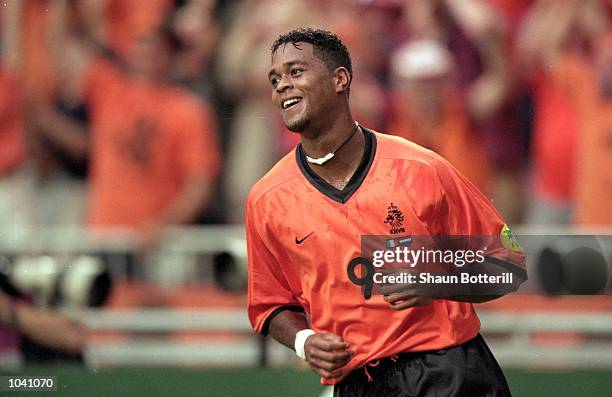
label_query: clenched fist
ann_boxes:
[304,333,353,379]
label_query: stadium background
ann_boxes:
[0,0,611,396]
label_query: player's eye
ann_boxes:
[270,76,279,87]
[290,68,303,77]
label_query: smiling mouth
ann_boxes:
[282,97,302,109]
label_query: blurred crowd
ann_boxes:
[0,0,611,252]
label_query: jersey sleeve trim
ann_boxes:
[260,305,306,336]
[484,256,528,280]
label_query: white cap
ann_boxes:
[391,40,453,80]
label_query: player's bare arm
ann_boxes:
[379,267,515,309]
[380,282,434,310]
[381,281,502,309]
[268,311,353,379]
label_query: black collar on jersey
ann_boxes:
[296,126,377,204]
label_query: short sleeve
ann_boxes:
[175,99,221,181]
[429,156,526,275]
[246,197,304,335]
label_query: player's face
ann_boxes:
[268,43,336,132]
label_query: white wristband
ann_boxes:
[294,329,316,360]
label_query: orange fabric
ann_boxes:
[0,71,24,175]
[387,93,491,194]
[531,66,578,201]
[246,131,525,385]
[84,59,220,227]
[552,55,612,225]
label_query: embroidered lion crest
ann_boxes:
[385,203,405,234]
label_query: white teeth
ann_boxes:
[282,98,301,109]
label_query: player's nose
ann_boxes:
[275,74,293,93]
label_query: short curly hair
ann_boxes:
[271,28,352,80]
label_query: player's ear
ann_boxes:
[333,67,351,94]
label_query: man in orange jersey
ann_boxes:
[46,0,220,253]
[246,28,526,396]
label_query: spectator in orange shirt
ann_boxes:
[388,40,491,194]
[402,0,521,221]
[518,0,610,225]
[561,34,612,226]
[47,0,221,251]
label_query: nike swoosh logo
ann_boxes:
[295,232,314,245]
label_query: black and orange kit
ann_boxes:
[246,127,526,396]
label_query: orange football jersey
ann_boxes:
[246,127,525,384]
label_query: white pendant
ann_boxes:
[306,153,334,165]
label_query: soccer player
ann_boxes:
[246,28,526,396]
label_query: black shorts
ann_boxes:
[333,334,511,397]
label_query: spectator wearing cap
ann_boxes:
[388,39,491,194]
